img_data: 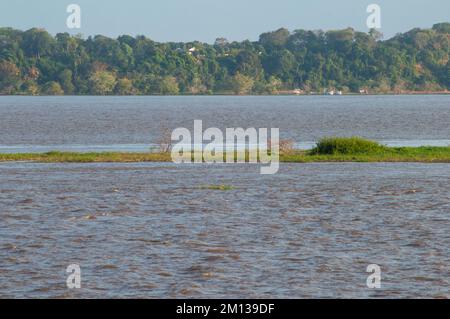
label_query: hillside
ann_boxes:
[0,23,449,95]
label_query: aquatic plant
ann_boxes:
[201,185,234,191]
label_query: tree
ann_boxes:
[230,72,254,95]
[58,69,75,94]
[432,23,450,33]
[21,80,40,95]
[214,38,229,47]
[89,71,117,95]
[0,60,20,93]
[443,61,450,89]
[159,76,180,95]
[42,81,64,95]
[22,28,55,59]
[262,50,296,83]
[115,78,135,95]
[326,28,355,54]
[369,28,384,41]
[27,66,40,81]
[259,28,290,48]
[236,50,263,78]
[265,76,283,94]
[187,76,208,94]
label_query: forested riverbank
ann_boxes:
[1,23,449,95]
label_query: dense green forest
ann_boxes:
[0,23,449,95]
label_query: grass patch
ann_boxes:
[0,151,172,163]
[281,145,450,163]
[2,138,450,164]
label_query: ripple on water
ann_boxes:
[0,162,449,298]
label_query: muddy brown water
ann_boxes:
[0,162,448,298]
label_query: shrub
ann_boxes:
[278,139,296,154]
[42,81,64,95]
[312,137,387,155]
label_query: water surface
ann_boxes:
[1,96,449,298]
[0,162,448,298]
[1,95,449,152]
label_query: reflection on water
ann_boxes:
[0,162,449,298]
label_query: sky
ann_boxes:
[0,0,449,43]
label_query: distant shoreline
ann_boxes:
[2,24,448,96]
[0,91,449,97]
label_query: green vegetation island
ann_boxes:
[2,138,450,164]
[0,23,449,95]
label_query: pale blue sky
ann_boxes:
[0,0,448,42]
